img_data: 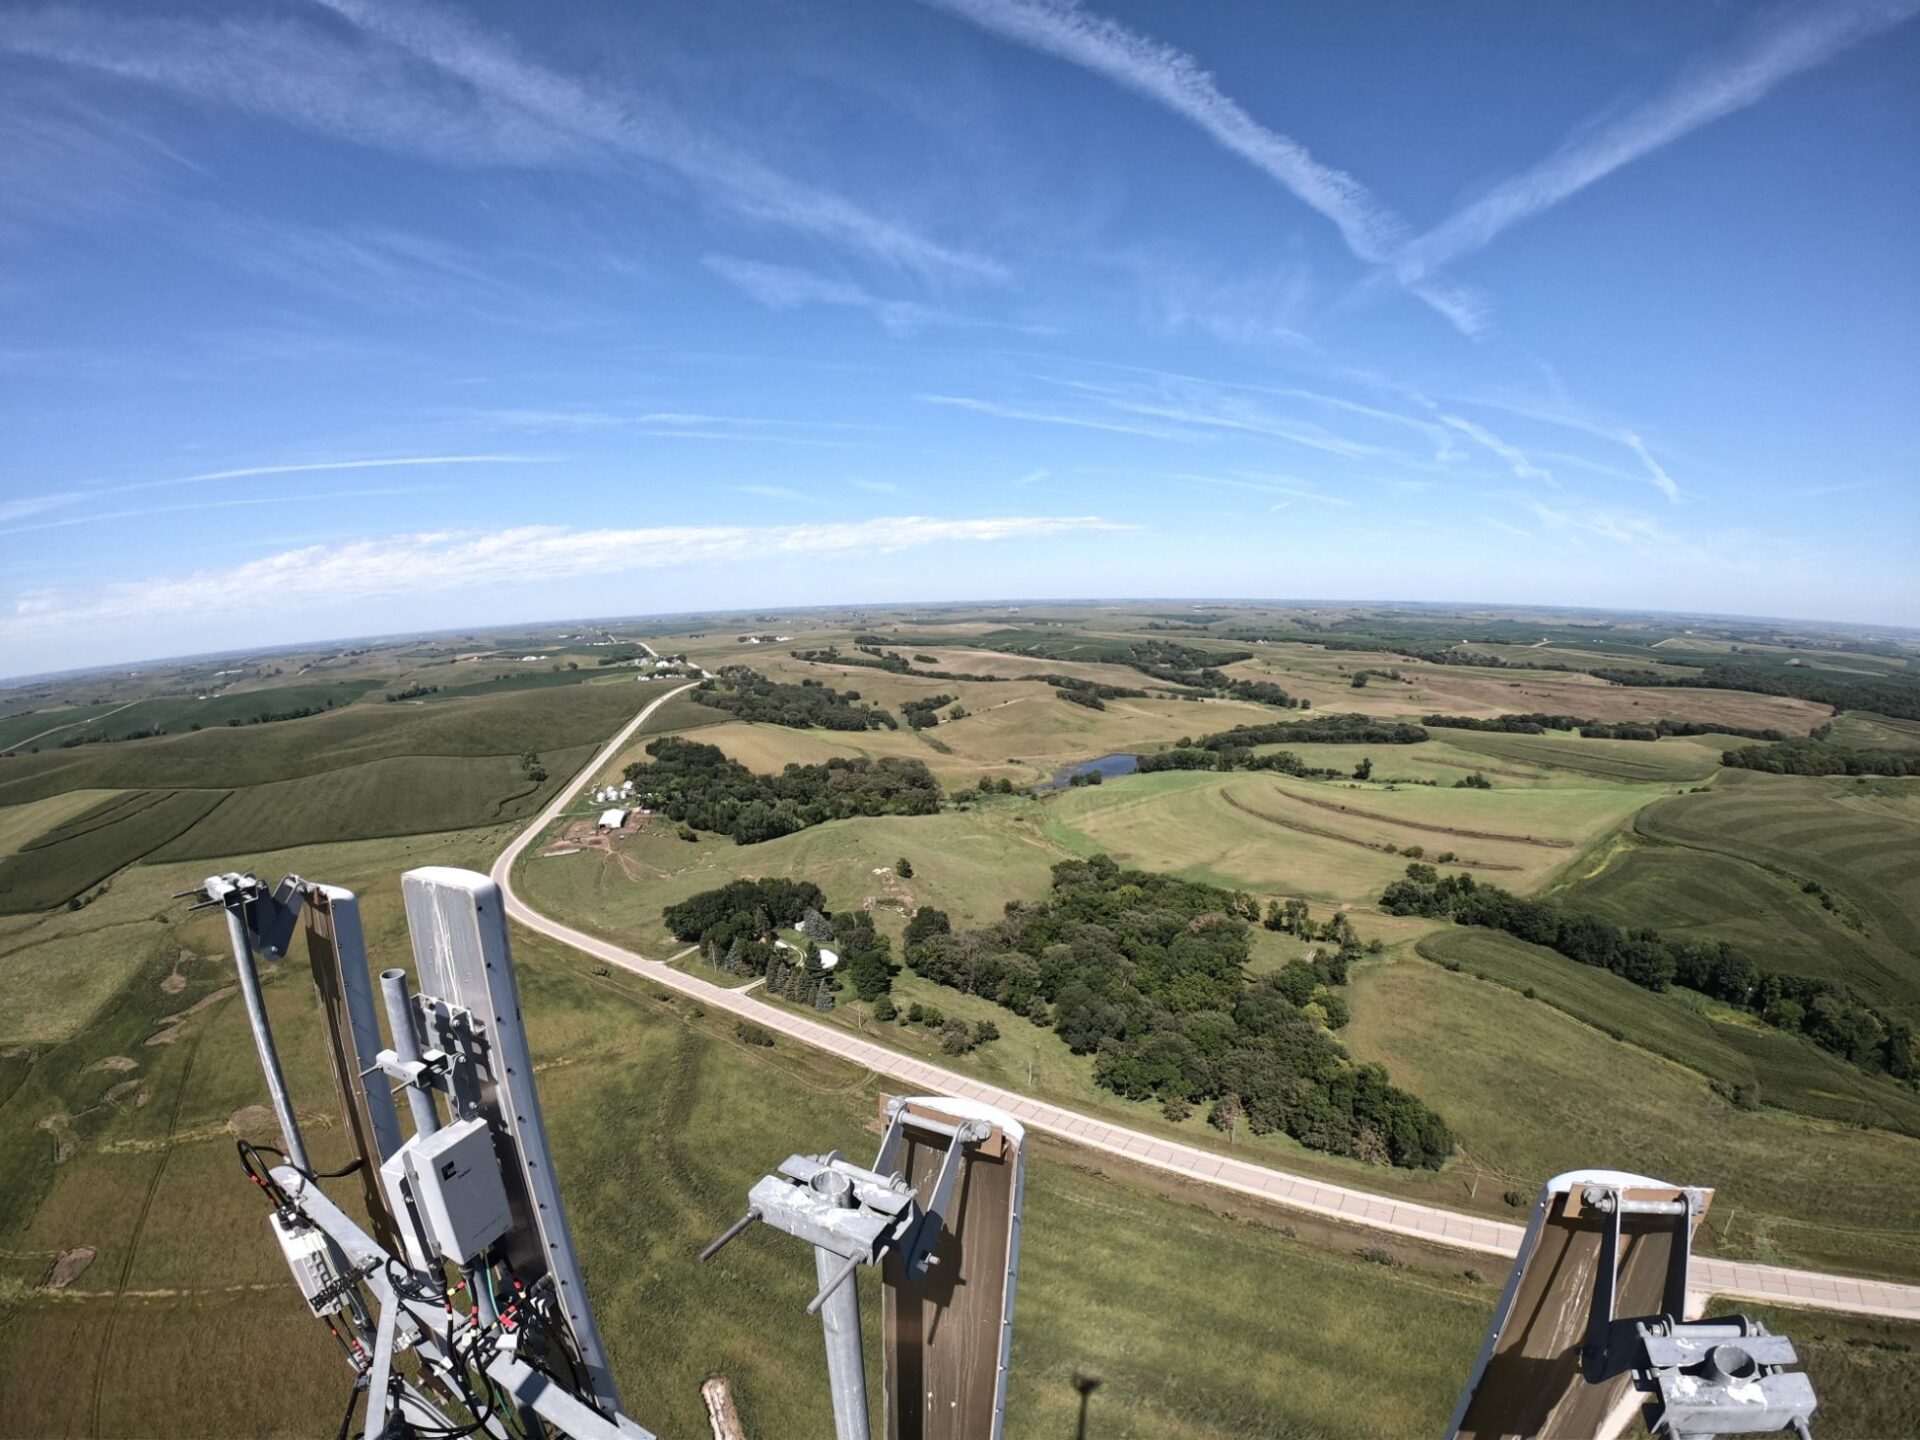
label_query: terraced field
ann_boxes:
[1438,728,1734,782]
[0,790,229,913]
[1039,768,1648,902]
[1598,773,1920,1015]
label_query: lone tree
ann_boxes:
[895,856,914,878]
[1353,756,1373,781]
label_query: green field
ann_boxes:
[1574,772,1920,1016]
[1419,928,1920,1135]
[0,703,129,753]
[1438,728,1732,782]
[1826,710,1920,750]
[1034,768,1646,903]
[1341,951,1920,1281]
[519,798,1064,957]
[0,790,229,913]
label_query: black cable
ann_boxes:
[334,1378,363,1440]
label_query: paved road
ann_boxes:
[493,684,1920,1321]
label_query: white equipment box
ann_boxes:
[269,1210,347,1316]
[384,1115,513,1264]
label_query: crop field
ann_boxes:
[1561,835,1920,1018]
[0,788,123,858]
[1826,710,1920,749]
[1436,728,1732,782]
[152,744,597,861]
[0,703,131,753]
[1341,954,1920,1281]
[1419,928,1920,1136]
[0,826,1531,1440]
[1218,649,1830,733]
[1622,773,1920,1013]
[0,790,229,913]
[0,681,647,806]
[1037,769,1644,902]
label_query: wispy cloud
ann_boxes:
[1439,416,1553,485]
[1175,473,1356,508]
[914,0,1405,264]
[918,394,1204,442]
[1622,433,1682,503]
[1388,0,1920,289]
[704,255,1003,335]
[849,478,902,495]
[3,515,1130,635]
[1013,467,1050,486]
[1,0,1001,280]
[2,454,550,532]
[0,485,452,538]
[734,483,813,502]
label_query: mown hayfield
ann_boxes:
[1039,769,1639,902]
[1220,649,1829,734]
[1629,773,1920,1008]
[1419,928,1920,1136]
[0,790,229,913]
[1042,769,1404,901]
[1255,738,1561,789]
[518,801,1063,956]
[1341,955,1920,1281]
[1437,728,1730,782]
[151,744,596,861]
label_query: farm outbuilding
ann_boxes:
[596,808,628,830]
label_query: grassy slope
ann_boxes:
[0,790,229,913]
[1340,954,1920,1281]
[1418,928,1920,1136]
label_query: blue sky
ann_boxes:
[2,0,1916,677]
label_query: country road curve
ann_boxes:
[492,684,1920,1322]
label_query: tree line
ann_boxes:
[623,737,940,843]
[1378,863,1915,1090]
[1589,664,1920,722]
[696,667,896,731]
[1422,712,1786,742]
[901,855,1454,1169]
[1720,740,1920,777]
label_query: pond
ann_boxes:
[1041,752,1140,791]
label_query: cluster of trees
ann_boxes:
[1349,668,1404,688]
[623,738,941,843]
[665,877,897,1006]
[896,1004,1000,1055]
[1190,713,1429,750]
[900,857,1454,1168]
[900,694,957,728]
[1720,740,1920,777]
[1590,664,1920,722]
[518,749,547,783]
[696,667,896,731]
[664,876,825,948]
[1050,675,1149,710]
[1379,864,1915,1081]
[386,683,441,701]
[1422,712,1786,742]
[1135,746,1346,778]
